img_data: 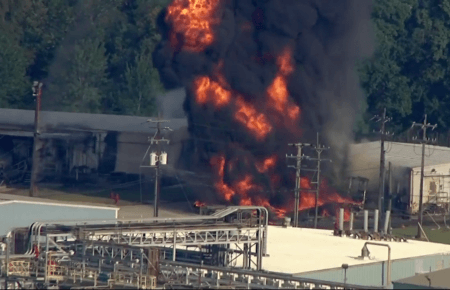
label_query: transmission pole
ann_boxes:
[140,112,172,217]
[286,142,312,227]
[411,114,437,239]
[308,133,331,229]
[372,108,392,229]
[30,81,43,197]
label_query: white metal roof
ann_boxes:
[260,226,450,274]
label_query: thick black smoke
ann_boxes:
[154,0,374,203]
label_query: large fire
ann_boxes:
[267,47,301,122]
[166,0,221,52]
[234,97,273,140]
[210,154,356,220]
[165,0,358,223]
[193,74,273,140]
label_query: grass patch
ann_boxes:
[393,226,450,245]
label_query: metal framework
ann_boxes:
[0,206,371,289]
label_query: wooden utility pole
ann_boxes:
[29,81,43,197]
[387,162,393,234]
[411,114,437,239]
[309,133,331,229]
[372,108,392,229]
[142,113,172,217]
[286,142,312,227]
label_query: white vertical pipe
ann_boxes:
[339,208,344,231]
[384,210,391,234]
[364,210,369,232]
[374,209,379,233]
[350,212,354,231]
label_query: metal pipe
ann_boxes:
[363,242,391,286]
[4,236,9,290]
[339,208,344,231]
[349,212,354,231]
[364,210,369,232]
[257,208,263,270]
[384,211,391,234]
[44,234,49,284]
[374,210,379,233]
[173,229,177,262]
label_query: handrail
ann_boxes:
[161,260,378,289]
[21,206,269,256]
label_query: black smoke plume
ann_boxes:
[153,0,374,205]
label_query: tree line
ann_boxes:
[0,0,168,116]
[1,0,450,139]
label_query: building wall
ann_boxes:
[0,201,118,236]
[410,163,450,214]
[294,253,450,287]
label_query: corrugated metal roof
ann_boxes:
[0,108,187,134]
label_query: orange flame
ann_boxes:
[235,97,273,140]
[267,47,301,121]
[256,155,277,173]
[210,156,236,201]
[194,76,231,107]
[166,0,221,52]
[194,200,206,207]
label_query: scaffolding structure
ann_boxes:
[0,206,372,289]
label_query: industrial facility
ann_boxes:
[350,142,450,215]
[0,108,189,188]
[2,0,450,288]
[1,202,450,289]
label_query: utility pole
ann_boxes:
[309,133,331,229]
[286,142,312,227]
[372,108,392,229]
[140,113,172,217]
[411,114,437,239]
[29,81,43,197]
[388,162,393,234]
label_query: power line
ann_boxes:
[411,114,437,239]
[305,133,331,229]
[140,113,172,217]
[286,142,313,227]
[371,108,393,230]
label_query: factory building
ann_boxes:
[349,141,450,214]
[0,108,188,185]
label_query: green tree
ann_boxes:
[49,38,108,113]
[0,30,30,108]
[122,41,163,116]
[360,0,450,134]
[0,0,168,116]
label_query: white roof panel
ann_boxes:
[260,226,450,274]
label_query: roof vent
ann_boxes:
[283,217,291,228]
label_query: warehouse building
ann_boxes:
[0,107,188,185]
[349,141,450,214]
